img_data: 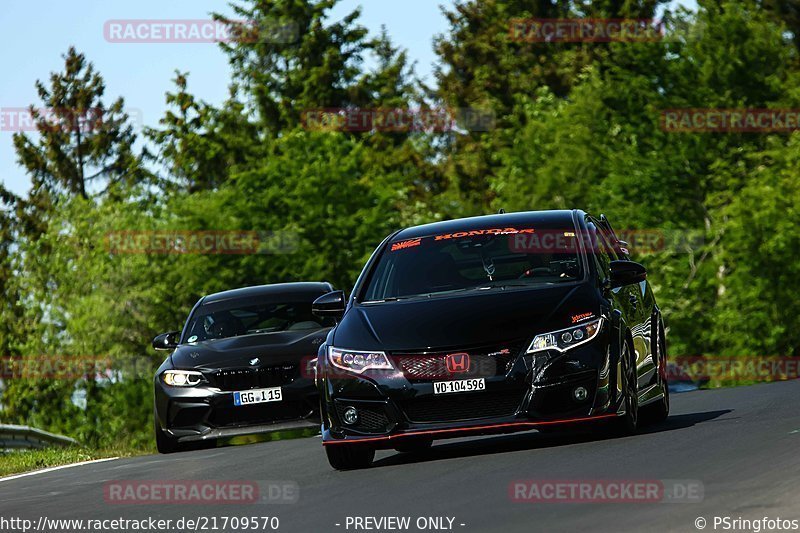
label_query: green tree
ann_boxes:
[5,48,152,445]
[708,136,800,356]
[0,187,24,357]
[432,0,667,213]
[217,0,413,132]
[13,47,146,201]
[145,73,263,193]
[489,1,799,356]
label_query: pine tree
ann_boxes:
[13,47,146,209]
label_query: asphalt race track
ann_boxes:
[2,380,799,533]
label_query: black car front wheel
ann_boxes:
[607,339,638,436]
[641,322,670,424]
[325,444,375,470]
[154,417,184,454]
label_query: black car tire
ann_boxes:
[641,322,670,425]
[607,339,638,436]
[325,445,375,470]
[393,437,433,453]
[154,417,184,454]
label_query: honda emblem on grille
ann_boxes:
[445,352,470,373]
[249,358,260,366]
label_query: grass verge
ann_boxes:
[0,446,142,478]
[0,427,320,477]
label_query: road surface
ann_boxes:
[2,380,799,532]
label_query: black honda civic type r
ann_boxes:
[153,282,335,453]
[313,210,669,469]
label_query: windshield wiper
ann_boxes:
[363,284,541,304]
[362,296,414,304]
[363,289,474,303]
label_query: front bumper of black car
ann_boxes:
[154,376,319,443]
[319,337,624,448]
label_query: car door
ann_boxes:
[588,217,653,391]
[597,220,655,388]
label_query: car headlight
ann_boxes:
[328,347,393,374]
[162,369,204,387]
[527,318,604,354]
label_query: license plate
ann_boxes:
[233,387,282,406]
[433,378,485,395]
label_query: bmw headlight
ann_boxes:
[328,347,393,374]
[527,318,603,354]
[162,369,204,387]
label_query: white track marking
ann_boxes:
[0,457,119,483]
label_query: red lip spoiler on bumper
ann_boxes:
[322,413,619,445]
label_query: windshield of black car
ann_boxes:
[184,300,334,342]
[361,224,584,302]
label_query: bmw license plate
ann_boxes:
[233,387,282,406]
[433,378,485,395]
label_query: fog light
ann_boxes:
[342,407,359,425]
[573,387,588,402]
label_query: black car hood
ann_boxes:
[170,329,328,370]
[333,283,599,351]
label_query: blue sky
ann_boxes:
[0,0,693,198]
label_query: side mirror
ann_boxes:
[609,260,647,287]
[312,290,346,320]
[153,331,180,351]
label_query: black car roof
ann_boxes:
[201,282,333,304]
[392,209,584,240]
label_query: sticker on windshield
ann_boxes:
[391,238,422,251]
[390,228,537,252]
[434,227,535,241]
[187,335,198,343]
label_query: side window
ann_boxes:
[598,228,619,262]
[587,219,613,280]
[598,217,629,259]
[365,261,395,301]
